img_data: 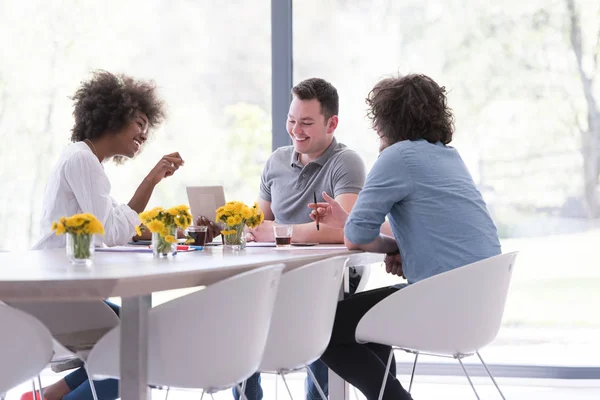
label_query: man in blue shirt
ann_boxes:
[309,74,501,400]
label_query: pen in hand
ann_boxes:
[313,191,320,231]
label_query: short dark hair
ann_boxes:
[366,74,454,145]
[70,70,166,143]
[291,78,339,121]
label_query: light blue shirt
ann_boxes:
[345,139,501,284]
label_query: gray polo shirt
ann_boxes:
[259,138,366,224]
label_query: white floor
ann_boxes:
[4,368,600,400]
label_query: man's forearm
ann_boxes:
[345,234,398,253]
[292,222,345,244]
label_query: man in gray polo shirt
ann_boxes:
[236,78,365,400]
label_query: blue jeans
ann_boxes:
[63,369,119,400]
[62,301,120,400]
[232,360,328,400]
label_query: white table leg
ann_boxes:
[329,279,349,400]
[120,295,151,400]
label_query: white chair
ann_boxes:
[0,305,53,396]
[355,252,518,400]
[7,301,120,400]
[345,252,382,294]
[86,264,285,398]
[243,256,346,400]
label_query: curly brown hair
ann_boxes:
[291,78,339,121]
[70,70,166,143]
[366,74,454,145]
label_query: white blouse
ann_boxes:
[32,142,140,249]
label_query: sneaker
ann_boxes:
[20,391,45,400]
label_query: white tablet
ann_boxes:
[186,185,226,223]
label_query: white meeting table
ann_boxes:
[0,245,382,400]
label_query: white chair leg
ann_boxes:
[408,353,418,393]
[200,390,205,400]
[235,383,249,400]
[164,386,170,400]
[37,374,46,400]
[377,347,394,400]
[305,364,327,400]
[280,373,294,400]
[209,394,216,400]
[476,351,506,400]
[457,357,480,400]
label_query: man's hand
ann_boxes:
[145,152,184,185]
[246,220,275,242]
[196,216,221,243]
[384,253,405,278]
[308,192,349,229]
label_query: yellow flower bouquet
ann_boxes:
[52,213,104,265]
[216,201,264,250]
[139,205,194,256]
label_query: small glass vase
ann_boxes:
[66,233,95,266]
[223,222,246,251]
[152,226,178,257]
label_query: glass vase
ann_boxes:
[222,222,246,251]
[152,226,178,257]
[66,233,95,266]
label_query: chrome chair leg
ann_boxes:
[408,353,419,393]
[235,383,249,400]
[477,351,506,400]
[84,363,99,400]
[280,373,294,400]
[457,357,480,400]
[37,375,45,400]
[30,379,37,400]
[377,348,394,400]
[305,364,327,400]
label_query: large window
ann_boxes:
[0,1,271,250]
[294,0,600,367]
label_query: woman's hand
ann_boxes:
[196,216,221,243]
[145,152,185,185]
[308,192,349,229]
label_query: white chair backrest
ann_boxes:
[87,264,285,391]
[259,256,346,372]
[344,253,381,293]
[7,300,119,336]
[0,305,53,393]
[356,252,518,356]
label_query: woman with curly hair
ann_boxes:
[310,74,501,400]
[32,70,182,250]
[22,71,183,400]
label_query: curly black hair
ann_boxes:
[366,74,454,145]
[292,78,339,121]
[70,70,166,143]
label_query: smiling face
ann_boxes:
[286,97,338,162]
[114,110,149,158]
